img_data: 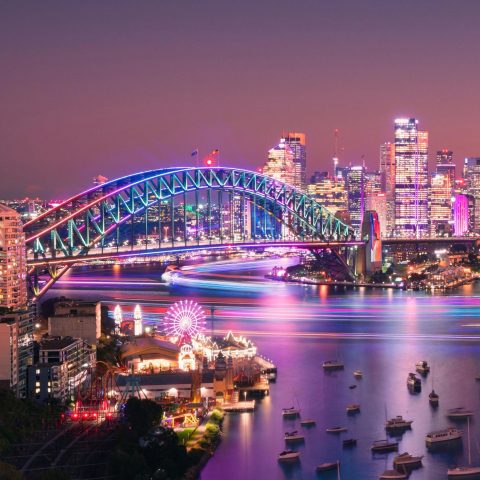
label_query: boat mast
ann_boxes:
[468,417,472,466]
[337,460,341,480]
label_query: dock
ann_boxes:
[223,400,256,412]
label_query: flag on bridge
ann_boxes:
[191,149,199,157]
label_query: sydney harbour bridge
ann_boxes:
[23,167,371,298]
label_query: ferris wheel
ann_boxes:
[163,300,206,338]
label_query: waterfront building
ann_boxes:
[307,176,347,215]
[380,142,395,236]
[28,336,96,402]
[429,173,453,237]
[261,138,295,186]
[0,204,28,309]
[453,194,474,236]
[284,132,307,191]
[463,157,480,232]
[346,166,366,236]
[48,300,101,345]
[366,193,388,238]
[394,118,429,238]
[0,308,34,397]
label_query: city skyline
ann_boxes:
[1,1,480,198]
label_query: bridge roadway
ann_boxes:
[27,239,364,267]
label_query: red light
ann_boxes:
[72,413,79,420]
[106,412,113,419]
[206,159,212,166]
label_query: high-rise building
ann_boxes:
[429,173,453,237]
[380,142,396,237]
[366,193,388,238]
[463,157,480,232]
[436,150,455,194]
[262,138,295,186]
[346,166,366,235]
[394,118,429,238]
[452,194,474,236]
[365,171,382,197]
[307,177,347,215]
[284,132,306,191]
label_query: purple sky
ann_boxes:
[1,0,479,199]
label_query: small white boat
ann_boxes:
[284,430,304,442]
[323,360,344,370]
[278,450,300,462]
[426,427,462,444]
[448,466,480,478]
[448,408,474,419]
[393,452,424,467]
[385,415,413,430]
[316,461,339,472]
[300,419,316,426]
[346,404,360,413]
[416,360,430,375]
[371,439,399,452]
[326,426,347,433]
[407,372,421,388]
[379,470,407,479]
[353,369,363,378]
[282,407,300,417]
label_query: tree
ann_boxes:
[0,462,23,480]
[124,397,163,436]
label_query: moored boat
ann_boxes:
[379,470,408,479]
[282,406,300,417]
[429,389,439,405]
[323,360,344,370]
[416,360,430,375]
[371,439,399,452]
[354,369,363,378]
[284,430,304,442]
[447,466,480,478]
[385,415,413,430]
[316,461,339,472]
[300,418,315,426]
[407,373,421,389]
[448,408,474,419]
[346,404,360,413]
[278,450,300,462]
[393,452,424,468]
[343,438,357,447]
[326,426,347,433]
[426,427,462,444]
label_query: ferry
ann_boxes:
[379,470,408,479]
[371,439,399,453]
[282,407,300,417]
[416,360,430,375]
[385,415,413,430]
[278,450,300,462]
[326,426,347,433]
[426,427,462,444]
[448,408,474,419]
[407,373,421,389]
[346,404,360,413]
[284,431,304,442]
[322,360,344,370]
[393,452,424,468]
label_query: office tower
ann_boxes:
[436,150,455,193]
[346,166,366,235]
[380,142,396,236]
[262,138,295,186]
[394,118,429,238]
[284,132,306,191]
[452,194,474,236]
[463,157,480,232]
[310,171,328,184]
[307,177,347,215]
[366,193,388,238]
[365,171,382,197]
[0,204,27,309]
[429,173,453,237]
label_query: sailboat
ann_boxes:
[448,418,480,477]
[429,366,439,406]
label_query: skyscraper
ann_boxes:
[429,173,453,237]
[366,193,387,238]
[380,142,395,237]
[284,132,306,191]
[394,118,429,238]
[463,157,480,232]
[346,166,366,236]
[262,138,295,186]
[436,150,455,194]
[307,176,347,215]
[452,194,474,236]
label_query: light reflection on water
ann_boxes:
[49,258,480,480]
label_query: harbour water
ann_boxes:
[48,257,480,480]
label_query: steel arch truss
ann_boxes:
[24,167,354,297]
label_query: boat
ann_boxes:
[323,360,344,370]
[448,407,474,419]
[429,389,439,406]
[379,470,407,479]
[393,452,424,468]
[300,419,316,426]
[326,426,347,433]
[416,360,430,375]
[353,369,363,378]
[278,450,300,462]
[346,404,360,413]
[316,461,339,472]
[426,427,462,444]
[448,417,480,477]
[349,384,357,389]
[371,439,399,452]
[385,415,413,430]
[282,406,300,417]
[343,438,357,447]
[284,431,304,442]
[407,372,421,388]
